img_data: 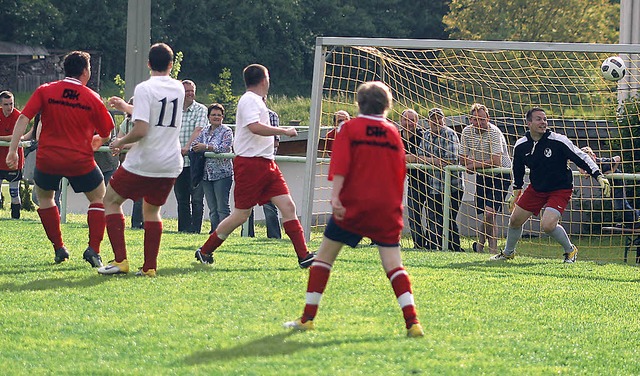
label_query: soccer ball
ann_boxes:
[601,56,626,81]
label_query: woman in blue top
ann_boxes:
[192,103,234,233]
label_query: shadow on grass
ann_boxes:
[170,238,284,252]
[422,259,640,283]
[183,331,386,365]
[0,217,40,224]
[0,274,108,291]
[0,264,80,276]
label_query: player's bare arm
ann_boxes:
[330,175,346,220]
[247,121,297,137]
[110,120,149,153]
[5,114,30,170]
[108,96,133,115]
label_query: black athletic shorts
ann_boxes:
[324,217,400,248]
[34,166,104,193]
[0,169,22,183]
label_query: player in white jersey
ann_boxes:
[119,77,184,177]
[194,64,316,268]
[233,91,274,158]
[98,43,185,277]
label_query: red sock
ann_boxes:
[301,260,332,322]
[106,213,127,263]
[37,206,63,250]
[283,219,309,259]
[87,203,105,253]
[387,267,419,329]
[201,231,224,254]
[143,221,162,271]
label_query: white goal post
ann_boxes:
[301,37,640,262]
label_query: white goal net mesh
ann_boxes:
[307,39,640,263]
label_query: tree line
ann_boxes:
[0,0,618,96]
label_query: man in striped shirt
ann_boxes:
[174,79,207,233]
[460,103,512,254]
[420,108,465,252]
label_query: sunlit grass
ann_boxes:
[1,209,640,375]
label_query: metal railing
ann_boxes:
[4,140,640,250]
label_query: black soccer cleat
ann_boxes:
[83,247,103,268]
[195,248,214,265]
[10,203,20,219]
[298,252,316,269]
[54,247,70,264]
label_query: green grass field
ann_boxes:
[1,209,640,375]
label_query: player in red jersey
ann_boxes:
[284,81,424,337]
[6,51,114,267]
[0,91,23,219]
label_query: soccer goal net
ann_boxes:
[301,37,640,263]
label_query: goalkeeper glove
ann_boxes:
[597,175,611,198]
[507,189,522,213]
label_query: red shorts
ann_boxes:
[109,167,176,207]
[233,156,289,210]
[517,186,573,216]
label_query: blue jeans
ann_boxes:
[131,199,143,229]
[427,188,464,251]
[612,186,639,223]
[202,176,232,233]
[407,178,428,249]
[174,167,205,233]
[245,202,282,239]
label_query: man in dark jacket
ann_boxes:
[490,107,611,263]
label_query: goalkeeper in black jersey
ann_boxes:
[490,107,611,263]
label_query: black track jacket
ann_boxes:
[512,130,601,192]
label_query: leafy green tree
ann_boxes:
[209,68,239,124]
[443,0,619,43]
[3,0,451,96]
[0,0,63,45]
[49,0,127,79]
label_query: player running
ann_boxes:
[194,64,315,268]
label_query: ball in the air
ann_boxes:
[601,56,626,81]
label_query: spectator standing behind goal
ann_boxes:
[194,63,315,268]
[490,107,611,263]
[581,146,640,227]
[400,109,429,249]
[319,110,350,154]
[460,103,512,254]
[6,51,115,267]
[191,103,234,234]
[284,81,424,337]
[97,42,185,277]
[0,91,24,219]
[420,107,465,252]
[174,79,207,233]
